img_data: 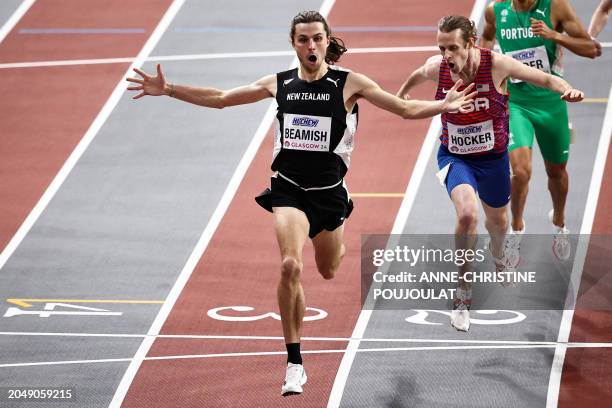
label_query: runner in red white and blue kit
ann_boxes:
[397,15,583,331]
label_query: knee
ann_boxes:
[512,165,532,185]
[546,165,567,180]
[318,260,340,280]
[457,209,478,231]
[487,211,508,230]
[280,256,302,284]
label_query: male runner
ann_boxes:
[397,15,583,331]
[127,11,475,396]
[480,0,599,262]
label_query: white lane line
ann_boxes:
[0,0,185,272]
[327,1,488,406]
[0,46,439,69]
[0,331,573,345]
[0,0,36,44]
[5,43,612,69]
[108,0,333,406]
[5,343,612,369]
[3,37,612,69]
[546,85,612,408]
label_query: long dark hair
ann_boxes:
[290,11,347,64]
[437,15,477,44]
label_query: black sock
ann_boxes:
[286,343,302,365]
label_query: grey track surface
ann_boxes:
[340,1,611,407]
[0,0,23,29]
[0,0,319,407]
[1,1,610,407]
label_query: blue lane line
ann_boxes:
[19,28,145,34]
[174,25,438,34]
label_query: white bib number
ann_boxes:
[447,120,494,154]
[507,45,550,83]
[283,113,332,152]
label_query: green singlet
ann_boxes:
[494,0,570,164]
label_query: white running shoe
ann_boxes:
[281,363,307,396]
[486,239,517,287]
[548,209,571,261]
[451,288,471,332]
[504,227,524,268]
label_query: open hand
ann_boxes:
[444,79,477,113]
[126,64,167,99]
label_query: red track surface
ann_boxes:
[559,149,612,405]
[122,1,474,406]
[0,0,172,252]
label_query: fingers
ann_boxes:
[126,77,144,84]
[156,63,165,81]
[133,67,149,78]
[561,89,584,102]
[450,79,463,91]
[127,86,143,91]
[530,17,543,25]
[464,90,478,101]
[462,82,475,94]
[593,39,602,57]
[133,92,146,100]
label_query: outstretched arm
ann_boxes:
[396,55,441,100]
[533,0,600,58]
[480,2,497,50]
[126,64,275,108]
[493,52,584,102]
[589,0,612,38]
[348,72,475,120]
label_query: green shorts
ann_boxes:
[508,98,570,165]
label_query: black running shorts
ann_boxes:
[255,176,353,238]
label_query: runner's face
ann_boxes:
[292,22,329,72]
[437,29,472,74]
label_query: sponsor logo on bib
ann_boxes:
[447,120,495,154]
[283,113,332,152]
[507,45,551,83]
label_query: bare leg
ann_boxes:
[273,207,309,344]
[509,147,532,232]
[481,201,509,260]
[311,224,345,280]
[450,184,479,291]
[544,160,568,228]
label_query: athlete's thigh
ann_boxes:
[509,146,532,173]
[508,102,535,152]
[311,224,344,266]
[475,154,511,208]
[437,149,478,199]
[532,100,570,165]
[273,206,310,260]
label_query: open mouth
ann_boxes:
[448,62,456,70]
[308,54,317,63]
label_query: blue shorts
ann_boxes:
[437,146,510,208]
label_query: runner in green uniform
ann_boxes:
[481,0,599,261]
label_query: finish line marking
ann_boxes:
[2,342,612,369]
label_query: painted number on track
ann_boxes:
[4,303,122,318]
[405,309,526,325]
[207,306,328,322]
